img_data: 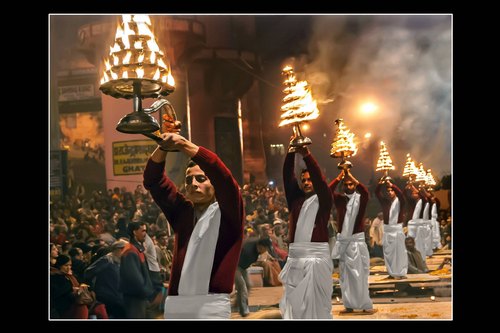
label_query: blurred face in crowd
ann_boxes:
[60,260,72,275]
[405,237,416,251]
[133,224,147,243]
[51,244,59,259]
[185,165,215,206]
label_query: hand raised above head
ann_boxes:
[158,132,187,151]
[294,146,309,156]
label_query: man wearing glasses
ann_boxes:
[143,132,244,319]
[329,169,376,315]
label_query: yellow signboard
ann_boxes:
[112,140,157,175]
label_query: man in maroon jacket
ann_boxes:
[330,169,375,314]
[375,180,407,279]
[143,132,244,319]
[279,145,333,319]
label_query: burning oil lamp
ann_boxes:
[330,118,358,170]
[375,141,395,182]
[99,14,179,145]
[278,65,319,152]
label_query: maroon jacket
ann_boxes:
[283,152,332,243]
[375,183,406,224]
[329,178,369,235]
[143,147,244,295]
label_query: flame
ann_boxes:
[167,72,175,86]
[376,141,395,172]
[99,14,175,95]
[330,118,358,158]
[426,169,436,188]
[402,153,418,178]
[415,163,427,183]
[123,51,132,64]
[278,65,319,127]
[152,68,160,80]
[136,67,144,78]
[134,40,143,49]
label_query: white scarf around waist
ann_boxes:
[331,232,365,259]
[295,194,319,243]
[164,294,230,319]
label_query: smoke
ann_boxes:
[303,15,451,180]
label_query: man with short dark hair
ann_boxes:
[330,169,375,314]
[120,222,154,318]
[375,180,407,279]
[144,132,244,319]
[405,236,429,274]
[280,145,333,319]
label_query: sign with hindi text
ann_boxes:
[112,140,157,175]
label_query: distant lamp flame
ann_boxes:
[364,132,372,139]
[415,163,427,185]
[426,169,436,190]
[376,141,395,180]
[330,118,358,158]
[402,153,419,183]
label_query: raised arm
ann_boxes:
[375,182,384,203]
[283,150,302,206]
[296,146,332,210]
[192,146,244,234]
[143,133,198,231]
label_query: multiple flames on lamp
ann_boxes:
[402,154,438,190]
[330,118,358,170]
[278,65,319,151]
[375,141,395,181]
[99,14,179,140]
[402,153,419,183]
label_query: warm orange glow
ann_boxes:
[402,153,419,178]
[279,66,319,127]
[376,141,395,172]
[360,102,378,114]
[99,14,175,96]
[364,132,372,139]
[330,119,358,158]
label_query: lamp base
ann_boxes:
[337,160,353,170]
[116,112,160,134]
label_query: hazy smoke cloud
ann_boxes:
[304,15,451,179]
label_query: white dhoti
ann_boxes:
[164,294,231,319]
[382,224,408,277]
[408,219,432,257]
[432,219,442,249]
[332,232,372,310]
[422,220,434,257]
[279,242,333,319]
